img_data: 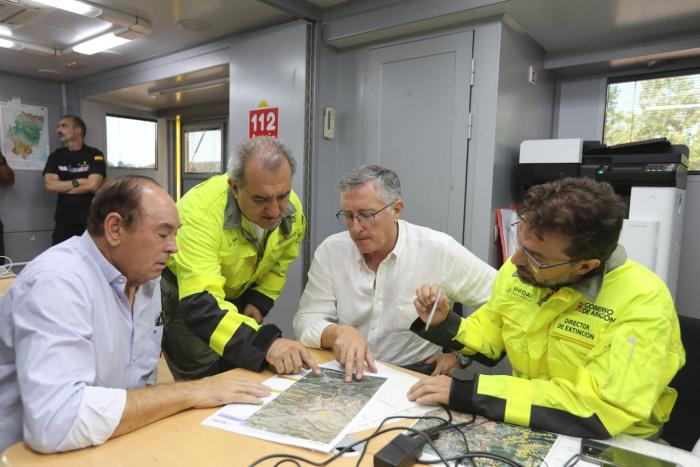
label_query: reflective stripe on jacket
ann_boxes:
[414,246,685,438]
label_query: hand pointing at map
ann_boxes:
[320,325,378,383]
[266,338,321,375]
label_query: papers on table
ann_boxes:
[202,361,431,452]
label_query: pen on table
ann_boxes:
[424,287,441,331]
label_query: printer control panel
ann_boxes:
[643,163,678,172]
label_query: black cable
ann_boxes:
[414,420,477,466]
[355,405,460,466]
[352,405,453,466]
[272,461,302,467]
[453,451,526,467]
[248,407,529,467]
[249,425,450,467]
[562,453,580,467]
[413,416,533,467]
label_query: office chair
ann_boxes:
[662,314,700,451]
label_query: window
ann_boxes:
[106,115,157,169]
[184,128,223,173]
[604,72,700,171]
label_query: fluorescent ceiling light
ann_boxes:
[73,32,130,55]
[147,76,229,97]
[32,0,102,18]
[0,25,13,37]
[0,38,15,49]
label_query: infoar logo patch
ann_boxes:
[511,285,533,302]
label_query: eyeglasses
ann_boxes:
[336,201,396,228]
[509,222,579,270]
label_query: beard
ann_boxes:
[515,266,576,290]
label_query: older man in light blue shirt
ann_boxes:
[0,176,270,454]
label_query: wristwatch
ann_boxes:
[72,179,80,188]
[454,352,473,369]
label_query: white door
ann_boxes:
[365,30,473,241]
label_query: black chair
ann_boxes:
[662,314,700,451]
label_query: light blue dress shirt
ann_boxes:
[0,232,163,453]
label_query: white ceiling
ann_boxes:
[0,0,293,81]
[506,0,700,53]
[2,0,700,83]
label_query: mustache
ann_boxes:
[515,266,538,287]
[516,266,531,278]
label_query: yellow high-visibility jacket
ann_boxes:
[165,174,305,373]
[413,246,685,438]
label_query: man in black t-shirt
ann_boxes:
[43,115,106,245]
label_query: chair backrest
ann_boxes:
[662,314,700,451]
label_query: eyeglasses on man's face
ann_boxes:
[336,201,396,228]
[509,221,579,270]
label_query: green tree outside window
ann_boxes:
[604,74,700,171]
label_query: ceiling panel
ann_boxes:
[0,0,293,81]
[3,0,699,84]
[87,64,229,112]
[506,0,700,53]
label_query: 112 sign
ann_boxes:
[249,107,279,138]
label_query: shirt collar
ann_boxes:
[79,231,158,296]
[223,186,296,238]
[80,231,123,284]
[568,244,627,302]
[390,219,407,258]
[352,219,406,266]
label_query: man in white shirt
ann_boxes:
[0,176,270,454]
[294,165,496,382]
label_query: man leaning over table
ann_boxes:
[408,177,685,439]
[293,164,496,382]
[0,176,270,454]
[161,136,318,381]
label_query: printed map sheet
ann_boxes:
[414,409,558,466]
[203,364,388,452]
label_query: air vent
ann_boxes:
[0,0,41,26]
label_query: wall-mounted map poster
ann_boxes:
[0,103,50,171]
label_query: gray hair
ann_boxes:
[338,164,401,203]
[227,136,296,186]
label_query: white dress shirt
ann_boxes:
[0,232,163,453]
[294,220,496,366]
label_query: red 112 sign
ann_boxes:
[249,107,279,138]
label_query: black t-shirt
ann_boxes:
[43,145,106,224]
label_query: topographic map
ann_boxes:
[243,368,386,444]
[414,410,556,466]
[0,103,49,170]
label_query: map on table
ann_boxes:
[243,368,386,445]
[413,409,557,466]
[202,365,390,452]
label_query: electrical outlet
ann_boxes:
[323,107,335,139]
[528,65,537,85]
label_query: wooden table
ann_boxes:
[1,349,417,467]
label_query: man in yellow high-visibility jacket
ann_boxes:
[409,177,685,439]
[162,136,319,380]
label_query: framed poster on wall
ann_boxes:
[0,102,50,171]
